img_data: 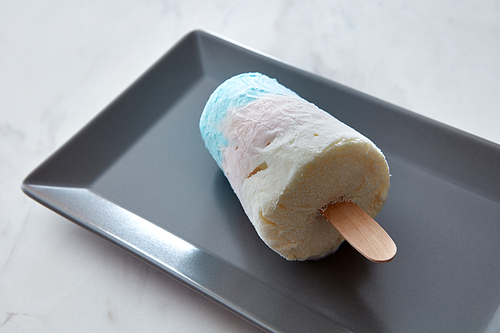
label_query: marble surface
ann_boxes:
[1,0,499,332]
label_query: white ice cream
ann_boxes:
[200,73,390,260]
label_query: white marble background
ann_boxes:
[1,0,499,332]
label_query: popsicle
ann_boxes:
[200,72,395,261]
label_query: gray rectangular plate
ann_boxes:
[22,30,500,332]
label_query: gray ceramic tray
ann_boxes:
[22,30,500,332]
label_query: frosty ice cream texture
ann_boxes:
[200,73,390,261]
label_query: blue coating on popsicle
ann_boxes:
[199,72,298,169]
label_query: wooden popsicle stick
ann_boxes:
[322,202,397,263]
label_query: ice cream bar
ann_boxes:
[200,73,390,261]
